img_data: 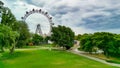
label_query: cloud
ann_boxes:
[1,0,120,35]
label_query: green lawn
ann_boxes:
[0,49,119,68]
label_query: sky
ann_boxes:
[1,0,120,35]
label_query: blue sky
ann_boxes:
[1,0,120,35]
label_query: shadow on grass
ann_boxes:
[106,60,120,64]
[0,51,28,60]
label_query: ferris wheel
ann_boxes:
[21,8,54,36]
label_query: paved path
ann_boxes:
[69,50,120,67]
[15,47,59,51]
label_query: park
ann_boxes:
[0,0,120,68]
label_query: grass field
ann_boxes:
[0,49,119,68]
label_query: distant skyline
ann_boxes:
[1,0,120,35]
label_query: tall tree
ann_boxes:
[93,32,115,57]
[1,7,16,28]
[0,1,30,48]
[15,21,30,48]
[51,25,75,50]
[0,24,19,53]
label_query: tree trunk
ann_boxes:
[10,46,14,54]
[9,43,15,54]
[103,49,110,58]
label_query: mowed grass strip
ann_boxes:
[0,49,119,68]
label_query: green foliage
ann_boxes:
[51,25,75,49]
[0,3,20,54]
[79,32,120,57]
[15,21,30,48]
[80,34,94,53]
[0,24,19,53]
[0,24,11,52]
[43,36,51,43]
[75,34,82,40]
[0,2,30,53]
[1,7,16,28]
[32,34,43,45]
[0,1,30,48]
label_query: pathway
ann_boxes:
[69,50,120,67]
[15,47,59,51]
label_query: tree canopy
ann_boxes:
[15,21,30,48]
[1,7,16,28]
[51,25,75,50]
[79,32,120,57]
[32,34,43,45]
[0,24,19,53]
[0,1,30,53]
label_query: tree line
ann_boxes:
[76,32,120,57]
[51,25,75,50]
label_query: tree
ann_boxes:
[80,32,120,57]
[51,25,75,50]
[78,32,120,57]
[0,1,30,48]
[43,36,51,44]
[92,32,115,57]
[9,30,19,54]
[0,1,4,14]
[0,24,9,52]
[0,1,30,53]
[112,34,120,56]
[0,1,19,53]
[75,34,82,40]
[1,6,16,28]
[15,21,30,48]
[0,24,19,53]
[80,34,94,53]
[0,1,4,6]
[32,34,43,45]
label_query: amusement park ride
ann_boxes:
[21,8,54,36]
